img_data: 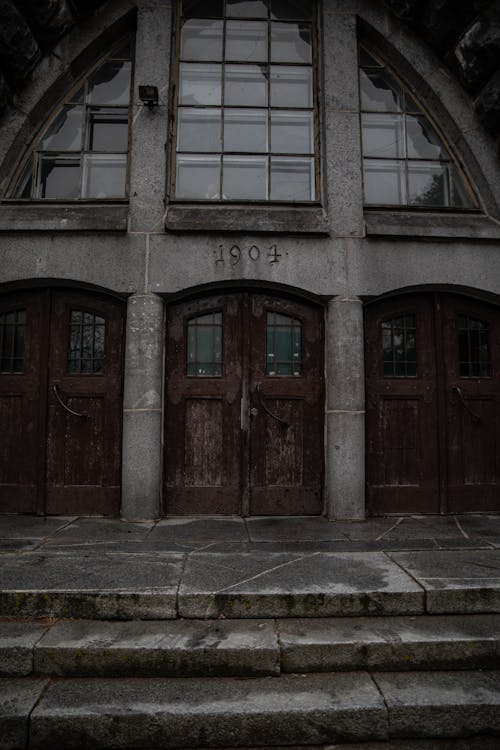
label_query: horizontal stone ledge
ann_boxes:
[165,204,331,234]
[364,210,500,240]
[0,202,129,232]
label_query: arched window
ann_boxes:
[359,46,476,209]
[12,39,132,200]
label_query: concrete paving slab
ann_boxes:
[0,516,75,539]
[373,670,500,738]
[279,614,500,672]
[149,517,248,542]
[380,517,468,540]
[30,673,388,748]
[389,550,500,613]
[0,538,41,552]
[34,619,280,677]
[44,517,154,545]
[0,677,48,750]
[455,515,500,539]
[0,552,184,619]
[178,551,424,618]
[246,517,346,542]
[327,739,500,749]
[0,622,49,676]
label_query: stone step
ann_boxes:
[1,614,499,678]
[1,671,500,748]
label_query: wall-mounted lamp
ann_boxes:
[139,85,159,109]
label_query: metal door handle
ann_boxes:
[52,384,87,419]
[452,386,481,425]
[255,382,289,428]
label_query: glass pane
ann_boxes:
[227,1,267,17]
[179,63,222,105]
[404,92,421,114]
[224,109,268,152]
[176,154,221,199]
[270,110,313,153]
[271,0,312,20]
[270,65,312,108]
[177,108,222,152]
[181,19,223,61]
[363,158,406,205]
[270,156,314,200]
[223,155,267,199]
[15,162,33,198]
[271,22,311,63]
[226,21,268,62]
[69,86,84,103]
[87,60,131,106]
[225,65,267,106]
[82,154,126,198]
[183,0,223,18]
[451,165,475,208]
[40,104,83,151]
[406,115,447,160]
[38,156,80,199]
[187,312,222,376]
[360,69,403,112]
[86,108,129,151]
[359,47,382,67]
[266,312,302,376]
[362,113,404,159]
[458,316,491,377]
[408,161,449,206]
[0,310,25,373]
[382,315,417,377]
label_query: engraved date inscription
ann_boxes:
[215,243,282,266]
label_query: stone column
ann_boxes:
[325,296,365,520]
[121,293,164,520]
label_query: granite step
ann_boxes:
[1,614,499,678]
[1,670,500,749]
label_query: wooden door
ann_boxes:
[0,289,124,515]
[164,292,324,515]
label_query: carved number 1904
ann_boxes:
[215,244,282,266]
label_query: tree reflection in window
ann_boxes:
[359,46,476,209]
[382,315,417,377]
[68,311,105,374]
[14,40,132,200]
[458,315,491,377]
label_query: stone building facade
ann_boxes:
[0,0,499,520]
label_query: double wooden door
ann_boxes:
[165,292,324,515]
[366,293,500,514]
[0,289,124,514]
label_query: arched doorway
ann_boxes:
[365,292,500,514]
[0,288,124,515]
[164,291,324,515]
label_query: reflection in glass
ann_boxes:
[176,154,221,199]
[38,156,80,199]
[40,105,83,151]
[181,19,223,61]
[362,113,404,158]
[87,60,131,106]
[271,22,311,63]
[177,108,221,152]
[271,110,313,153]
[227,0,267,17]
[458,315,491,377]
[179,63,222,105]
[68,310,105,374]
[266,312,302,376]
[86,108,129,151]
[270,66,312,108]
[451,165,474,209]
[360,69,403,112]
[223,155,267,199]
[225,65,267,106]
[382,315,417,377]
[0,309,26,373]
[82,154,126,198]
[363,158,406,205]
[271,0,312,20]
[270,156,314,200]
[408,161,448,206]
[187,312,222,376]
[406,115,447,160]
[226,20,268,61]
[224,109,268,152]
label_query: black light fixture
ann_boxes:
[138,85,159,109]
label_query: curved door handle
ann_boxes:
[452,386,481,425]
[52,384,87,419]
[255,382,289,428]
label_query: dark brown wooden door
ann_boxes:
[164,292,324,515]
[366,293,500,514]
[0,289,124,515]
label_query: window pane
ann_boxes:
[39,104,83,151]
[15,162,33,198]
[458,316,491,377]
[225,65,267,106]
[360,69,403,112]
[82,154,126,198]
[451,165,475,208]
[183,0,223,17]
[271,22,311,63]
[0,310,26,373]
[87,60,131,106]
[223,155,267,199]
[362,113,404,159]
[226,20,268,61]
[363,158,406,205]
[177,108,222,152]
[68,310,105,374]
[408,161,449,206]
[227,0,267,17]
[406,115,447,160]
[181,19,223,61]
[38,156,80,199]
[86,108,129,151]
[382,315,417,377]
[271,0,312,20]
[266,312,302,376]
[179,63,222,105]
[271,110,313,153]
[359,48,382,67]
[270,66,312,108]
[224,109,268,152]
[270,156,314,200]
[187,312,222,376]
[176,154,221,199]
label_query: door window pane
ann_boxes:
[176,154,221,199]
[382,315,417,377]
[179,63,222,105]
[187,312,222,376]
[223,155,267,199]
[266,312,302,376]
[363,158,406,205]
[225,65,267,106]
[458,315,491,377]
[82,154,126,198]
[0,309,26,373]
[226,20,268,61]
[68,310,105,374]
[270,66,312,108]
[270,156,314,200]
[271,22,311,63]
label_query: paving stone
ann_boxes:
[327,739,500,749]
[30,673,388,748]
[373,670,500,738]
[0,677,48,750]
[0,516,75,539]
[44,517,154,545]
[455,515,500,539]
[0,538,40,552]
[279,614,500,672]
[178,551,424,618]
[0,552,184,619]
[389,550,500,613]
[34,619,280,677]
[149,517,248,542]
[0,622,49,676]
[246,517,346,542]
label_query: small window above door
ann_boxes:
[266,311,301,375]
[187,312,223,376]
